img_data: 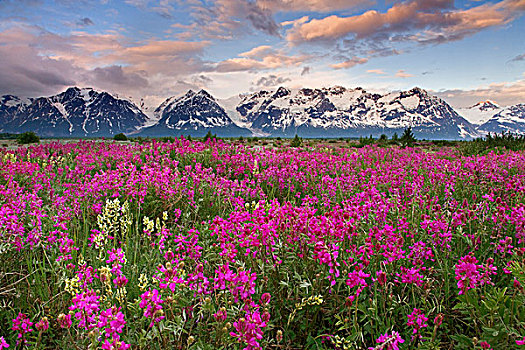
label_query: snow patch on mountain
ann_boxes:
[457,100,503,126]
[477,104,525,135]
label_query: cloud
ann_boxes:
[435,78,525,107]
[281,16,310,27]
[254,74,291,88]
[0,23,209,99]
[330,56,368,69]
[191,74,213,86]
[124,0,177,18]
[213,47,310,72]
[246,1,281,36]
[286,0,525,46]
[257,0,372,13]
[180,0,297,39]
[76,17,94,27]
[510,53,525,62]
[0,45,77,97]
[301,66,311,75]
[240,45,274,58]
[0,0,42,11]
[367,69,386,74]
[85,65,149,90]
[395,69,413,78]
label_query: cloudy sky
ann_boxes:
[0,0,524,108]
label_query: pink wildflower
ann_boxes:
[69,289,100,329]
[0,336,9,349]
[139,289,164,327]
[480,341,492,349]
[406,308,428,338]
[369,331,405,350]
[35,317,49,331]
[454,254,496,295]
[57,314,72,329]
[11,313,33,344]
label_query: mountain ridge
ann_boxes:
[1,86,524,139]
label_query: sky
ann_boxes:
[0,0,524,108]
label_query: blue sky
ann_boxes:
[0,0,523,107]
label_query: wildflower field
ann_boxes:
[1,139,525,349]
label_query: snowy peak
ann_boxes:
[2,86,522,139]
[471,100,500,111]
[458,100,504,126]
[229,85,477,139]
[478,104,525,135]
[139,88,252,137]
[0,87,148,136]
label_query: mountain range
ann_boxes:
[1,86,523,140]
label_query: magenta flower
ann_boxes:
[376,270,387,286]
[69,289,100,329]
[260,293,271,305]
[406,308,428,338]
[97,306,127,339]
[113,274,129,288]
[35,317,49,331]
[139,289,164,327]
[213,307,228,322]
[11,313,33,344]
[517,336,525,345]
[57,314,72,329]
[101,336,131,350]
[455,253,496,295]
[369,331,405,350]
[480,341,492,349]
[230,311,267,350]
[0,336,9,349]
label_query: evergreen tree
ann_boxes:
[400,127,416,146]
[290,134,302,147]
[203,131,214,142]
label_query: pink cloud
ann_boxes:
[239,45,274,58]
[436,78,525,107]
[214,47,310,72]
[367,69,387,74]
[286,0,524,44]
[0,23,209,98]
[257,0,372,13]
[395,70,413,78]
[330,57,368,69]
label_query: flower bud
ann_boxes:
[276,330,283,342]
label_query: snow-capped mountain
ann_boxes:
[2,86,521,139]
[0,95,32,126]
[0,87,148,137]
[138,89,252,137]
[231,86,478,139]
[477,104,525,135]
[457,101,502,126]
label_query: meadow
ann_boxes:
[0,138,524,349]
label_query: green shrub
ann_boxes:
[461,132,525,155]
[159,136,176,143]
[358,135,375,147]
[113,133,128,141]
[17,132,40,144]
